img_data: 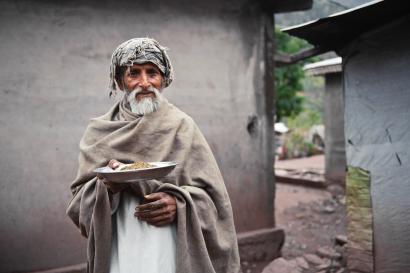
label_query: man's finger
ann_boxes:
[135,204,176,219]
[136,200,165,212]
[143,192,164,201]
[100,177,110,184]
[153,219,174,227]
[103,180,112,186]
[135,206,168,218]
[144,213,174,224]
[108,159,122,170]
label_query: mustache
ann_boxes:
[129,86,160,94]
[127,86,162,104]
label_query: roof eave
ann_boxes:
[281,0,410,52]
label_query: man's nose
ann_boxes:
[139,73,151,89]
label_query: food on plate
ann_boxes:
[117,161,153,171]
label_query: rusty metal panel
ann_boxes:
[346,167,374,273]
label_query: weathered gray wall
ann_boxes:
[343,16,410,273]
[0,0,274,271]
[324,72,346,184]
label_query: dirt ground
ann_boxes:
[275,155,325,171]
[276,183,346,259]
[241,181,347,273]
[241,155,347,273]
[271,154,347,273]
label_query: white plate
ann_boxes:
[94,161,177,182]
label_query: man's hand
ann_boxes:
[98,159,128,194]
[134,192,177,226]
[107,159,125,170]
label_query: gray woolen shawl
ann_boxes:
[66,97,241,273]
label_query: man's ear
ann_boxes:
[161,77,166,90]
[114,66,127,91]
[115,78,125,91]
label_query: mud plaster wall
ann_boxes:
[0,0,274,271]
[324,72,346,184]
[343,16,410,273]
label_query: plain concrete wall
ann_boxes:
[324,72,346,184]
[343,16,410,273]
[0,0,274,271]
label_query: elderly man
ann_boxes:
[66,38,241,273]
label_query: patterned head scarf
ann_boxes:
[109,38,174,95]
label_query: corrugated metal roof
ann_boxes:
[331,0,371,8]
[282,0,410,52]
[304,57,342,76]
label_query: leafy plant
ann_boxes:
[282,130,315,159]
[286,107,322,130]
[275,28,317,121]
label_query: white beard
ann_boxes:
[126,87,163,115]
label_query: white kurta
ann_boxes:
[109,191,177,273]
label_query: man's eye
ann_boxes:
[129,70,139,76]
[147,70,158,76]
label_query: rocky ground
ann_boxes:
[263,182,347,273]
[240,182,347,273]
[241,155,348,273]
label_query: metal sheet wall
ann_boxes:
[343,17,410,273]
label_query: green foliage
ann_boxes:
[276,27,310,54]
[275,28,314,121]
[282,130,316,159]
[275,67,304,121]
[282,104,323,159]
[286,107,322,130]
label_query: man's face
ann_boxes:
[122,63,163,101]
